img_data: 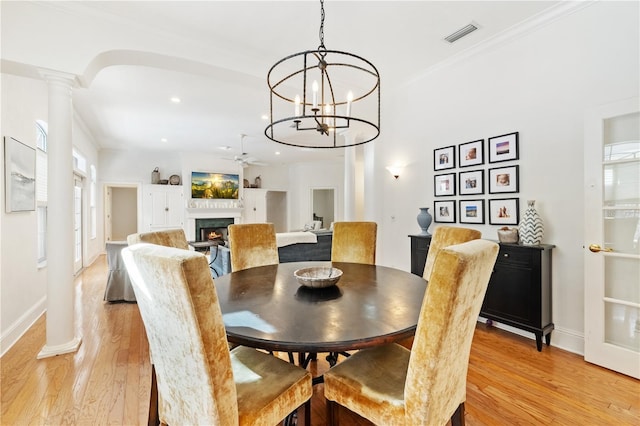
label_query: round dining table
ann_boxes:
[214,261,427,359]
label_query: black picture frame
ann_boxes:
[458,169,484,195]
[434,200,456,223]
[488,198,520,225]
[434,145,455,171]
[434,173,456,197]
[459,199,485,224]
[488,131,519,163]
[458,139,484,167]
[488,165,519,194]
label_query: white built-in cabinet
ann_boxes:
[241,188,287,232]
[142,184,184,232]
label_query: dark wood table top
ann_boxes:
[214,261,427,353]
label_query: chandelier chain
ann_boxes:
[318,0,326,56]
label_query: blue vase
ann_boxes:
[417,208,432,236]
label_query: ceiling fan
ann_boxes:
[225,134,266,168]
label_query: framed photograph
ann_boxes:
[191,172,240,199]
[488,131,519,163]
[458,139,484,167]
[434,173,456,197]
[488,198,520,225]
[489,165,519,194]
[433,145,455,170]
[458,169,484,195]
[4,137,36,213]
[459,199,485,224]
[434,200,456,223]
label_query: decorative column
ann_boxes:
[37,71,81,359]
[343,145,356,221]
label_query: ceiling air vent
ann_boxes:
[444,23,478,43]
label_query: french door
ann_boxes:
[584,97,639,379]
[73,175,84,274]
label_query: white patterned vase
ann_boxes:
[519,200,544,245]
[417,207,433,236]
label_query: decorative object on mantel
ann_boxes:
[519,200,544,245]
[151,167,159,184]
[265,0,380,149]
[254,175,262,189]
[497,227,519,244]
[416,207,433,236]
[169,174,181,185]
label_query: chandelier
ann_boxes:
[265,0,380,149]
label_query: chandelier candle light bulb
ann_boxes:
[346,91,353,116]
[294,95,301,116]
[312,81,319,109]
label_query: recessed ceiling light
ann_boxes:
[275,151,281,155]
[161,138,168,143]
[170,97,181,103]
[219,146,232,150]
[261,114,269,120]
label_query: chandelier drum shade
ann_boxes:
[265,0,380,149]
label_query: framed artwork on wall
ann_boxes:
[458,169,484,195]
[488,198,520,225]
[488,165,519,194]
[458,139,484,167]
[433,145,455,170]
[4,136,36,213]
[434,200,456,223]
[488,131,519,163]
[434,173,456,197]
[459,199,485,224]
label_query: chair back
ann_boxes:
[331,221,377,264]
[127,228,189,250]
[122,243,238,425]
[228,223,279,271]
[423,226,481,280]
[405,239,498,425]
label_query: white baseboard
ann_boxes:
[477,317,584,356]
[0,297,46,356]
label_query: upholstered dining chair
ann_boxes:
[323,239,499,426]
[228,223,280,272]
[122,243,312,426]
[331,221,377,264]
[422,225,481,280]
[127,228,190,250]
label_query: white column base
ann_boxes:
[37,336,82,359]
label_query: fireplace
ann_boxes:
[195,218,234,243]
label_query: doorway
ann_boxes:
[73,175,83,274]
[311,188,335,230]
[105,185,139,242]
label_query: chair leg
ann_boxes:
[326,399,339,426]
[304,399,311,426]
[148,365,160,426]
[451,402,465,426]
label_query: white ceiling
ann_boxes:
[1,1,562,165]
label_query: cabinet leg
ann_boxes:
[545,332,551,346]
[535,333,543,352]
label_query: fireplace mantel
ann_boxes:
[185,208,243,241]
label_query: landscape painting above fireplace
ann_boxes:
[191,172,239,199]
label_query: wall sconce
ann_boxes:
[386,165,403,179]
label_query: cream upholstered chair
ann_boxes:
[228,223,280,272]
[122,243,312,426]
[330,221,377,264]
[323,239,499,426]
[422,226,481,280]
[127,228,190,250]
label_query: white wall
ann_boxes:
[375,1,639,354]
[1,74,49,354]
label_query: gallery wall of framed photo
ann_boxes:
[433,131,520,226]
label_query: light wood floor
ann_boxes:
[2,255,639,425]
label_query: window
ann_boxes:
[73,149,87,174]
[90,165,96,239]
[35,121,48,265]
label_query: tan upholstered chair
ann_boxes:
[331,221,377,264]
[422,226,481,280]
[228,223,279,272]
[122,243,312,426]
[127,228,190,250]
[324,239,499,426]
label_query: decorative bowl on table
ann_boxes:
[294,267,342,288]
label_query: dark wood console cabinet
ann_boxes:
[409,235,555,351]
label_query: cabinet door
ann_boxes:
[149,190,168,227]
[482,262,536,327]
[165,189,184,227]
